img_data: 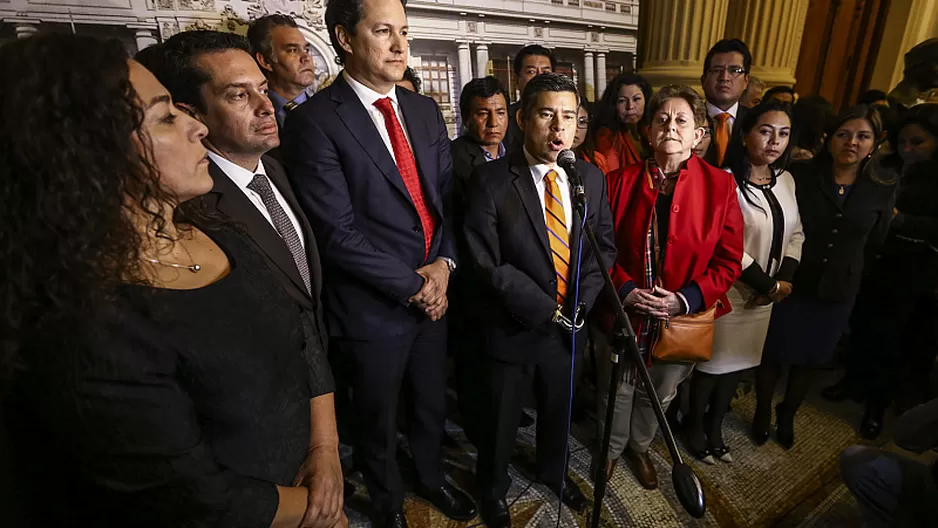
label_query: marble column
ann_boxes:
[133,28,159,51]
[596,52,607,100]
[637,0,730,89]
[584,51,595,102]
[457,42,473,92]
[724,0,810,87]
[15,23,39,39]
[475,43,490,78]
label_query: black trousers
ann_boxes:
[332,317,447,513]
[476,336,577,501]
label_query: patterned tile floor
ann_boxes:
[342,370,917,527]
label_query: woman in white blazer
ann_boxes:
[686,101,804,463]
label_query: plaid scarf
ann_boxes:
[625,159,670,383]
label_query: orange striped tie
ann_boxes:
[544,170,570,304]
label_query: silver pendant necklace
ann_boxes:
[144,257,201,273]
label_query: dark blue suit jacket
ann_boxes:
[282,72,455,339]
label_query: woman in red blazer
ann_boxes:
[593,85,744,489]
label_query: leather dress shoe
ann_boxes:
[560,476,590,513]
[415,482,477,521]
[480,497,511,528]
[860,403,885,440]
[625,449,658,490]
[379,512,408,528]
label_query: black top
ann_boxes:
[5,227,329,527]
[788,158,896,302]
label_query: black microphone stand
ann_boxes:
[564,171,706,526]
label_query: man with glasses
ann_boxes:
[248,15,318,129]
[700,38,752,167]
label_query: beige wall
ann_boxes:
[868,0,938,92]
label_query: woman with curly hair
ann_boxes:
[1,34,344,527]
[593,73,653,173]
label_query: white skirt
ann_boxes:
[697,281,773,375]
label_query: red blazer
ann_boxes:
[606,155,744,318]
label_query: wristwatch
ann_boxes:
[440,257,456,273]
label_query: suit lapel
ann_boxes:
[509,151,552,261]
[332,74,414,205]
[207,161,309,296]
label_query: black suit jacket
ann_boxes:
[282,73,456,339]
[199,156,328,352]
[463,151,617,364]
[704,103,750,167]
[789,159,896,302]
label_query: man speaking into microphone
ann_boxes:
[462,72,617,528]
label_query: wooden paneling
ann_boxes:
[793,0,890,111]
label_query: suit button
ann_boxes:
[672,205,680,213]
[822,258,828,263]
[832,229,839,234]
[668,235,677,244]
[827,243,834,248]
[835,213,843,219]
[414,225,422,233]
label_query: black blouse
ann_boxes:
[6,226,331,527]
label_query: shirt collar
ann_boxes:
[208,151,266,190]
[707,101,739,119]
[344,70,398,110]
[480,142,506,162]
[524,147,568,186]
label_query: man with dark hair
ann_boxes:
[135,30,346,528]
[284,0,476,526]
[396,65,421,93]
[504,44,556,154]
[463,72,616,528]
[764,85,796,105]
[452,76,510,183]
[701,38,752,166]
[448,76,509,447]
[247,14,317,128]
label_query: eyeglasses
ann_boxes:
[577,117,589,129]
[706,66,747,77]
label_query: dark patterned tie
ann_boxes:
[283,100,299,112]
[247,173,312,294]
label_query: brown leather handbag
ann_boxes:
[652,301,718,363]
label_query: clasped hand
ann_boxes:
[293,446,347,528]
[409,259,451,321]
[623,286,683,319]
[553,303,586,333]
[746,280,793,309]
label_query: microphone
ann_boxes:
[557,149,585,204]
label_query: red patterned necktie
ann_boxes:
[373,97,435,259]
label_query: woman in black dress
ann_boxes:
[0,35,342,527]
[823,104,938,439]
[754,105,896,449]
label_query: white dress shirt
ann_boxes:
[208,151,305,249]
[707,101,740,132]
[344,71,414,163]
[524,148,574,236]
